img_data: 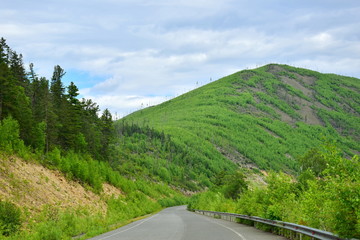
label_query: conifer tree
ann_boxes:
[0,39,33,145]
[62,82,82,149]
[100,108,114,159]
[49,65,66,147]
[9,52,29,92]
[80,98,102,158]
[50,65,66,109]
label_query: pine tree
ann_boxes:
[80,98,102,158]
[62,82,82,150]
[0,38,9,65]
[0,38,10,120]
[9,52,29,92]
[67,82,79,105]
[100,108,114,160]
[49,65,66,147]
[50,65,66,109]
[0,39,33,145]
[28,64,57,152]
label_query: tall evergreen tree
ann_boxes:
[80,98,102,158]
[67,82,79,105]
[100,109,114,159]
[0,38,10,120]
[9,52,29,92]
[0,38,9,65]
[49,65,66,147]
[28,64,56,152]
[0,40,33,145]
[50,65,66,108]
[62,82,82,150]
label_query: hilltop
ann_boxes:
[121,64,359,187]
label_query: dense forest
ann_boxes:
[0,37,113,159]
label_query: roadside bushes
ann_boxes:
[0,201,22,236]
[158,195,188,208]
[188,144,360,238]
[43,149,141,194]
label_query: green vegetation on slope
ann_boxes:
[123,64,359,187]
[109,121,235,191]
[0,116,187,239]
[188,143,360,238]
[0,38,187,239]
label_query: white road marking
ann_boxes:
[99,214,159,240]
[211,220,247,240]
[199,215,247,240]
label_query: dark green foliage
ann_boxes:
[100,109,114,159]
[0,201,22,236]
[222,171,248,200]
[298,148,327,176]
[32,122,46,153]
[0,43,33,146]
[0,38,117,159]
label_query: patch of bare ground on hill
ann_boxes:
[215,145,257,169]
[0,155,122,215]
[267,65,326,126]
[280,76,314,97]
[276,88,323,126]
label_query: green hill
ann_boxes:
[120,64,359,189]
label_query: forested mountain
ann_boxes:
[122,63,360,188]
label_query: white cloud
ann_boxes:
[1,0,359,116]
[82,93,169,118]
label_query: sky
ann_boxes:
[1,0,360,118]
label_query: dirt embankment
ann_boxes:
[0,155,122,215]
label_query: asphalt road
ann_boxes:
[88,206,286,240]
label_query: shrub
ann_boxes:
[0,116,24,153]
[35,221,63,240]
[0,201,22,236]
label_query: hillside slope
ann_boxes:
[0,38,188,239]
[0,155,116,214]
[0,152,187,239]
[122,64,359,186]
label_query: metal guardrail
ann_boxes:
[193,209,346,240]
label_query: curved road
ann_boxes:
[89,206,286,240]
